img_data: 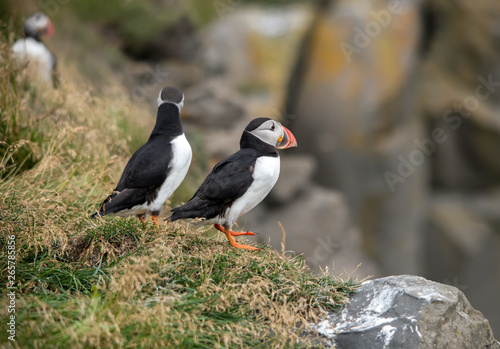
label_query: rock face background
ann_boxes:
[279,0,500,336]
[313,275,500,349]
[286,0,427,277]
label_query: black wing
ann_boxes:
[91,186,156,217]
[116,139,173,191]
[171,149,257,220]
[93,139,173,216]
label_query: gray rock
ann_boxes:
[183,79,247,129]
[202,5,312,86]
[267,155,316,204]
[427,191,500,340]
[181,79,250,159]
[313,275,500,349]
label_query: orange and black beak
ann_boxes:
[277,125,297,149]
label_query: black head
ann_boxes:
[242,117,297,149]
[150,87,185,138]
[157,86,184,110]
[23,12,54,41]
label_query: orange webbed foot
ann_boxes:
[214,224,261,250]
[228,230,256,236]
[137,214,146,224]
[151,216,159,226]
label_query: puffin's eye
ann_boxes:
[270,124,276,131]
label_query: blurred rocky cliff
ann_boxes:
[283,0,500,337]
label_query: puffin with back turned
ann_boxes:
[169,117,297,250]
[92,87,192,225]
[12,12,58,87]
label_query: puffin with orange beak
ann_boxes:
[169,117,297,250]
[12,12,58,87]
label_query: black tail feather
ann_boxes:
[89,190,121,220]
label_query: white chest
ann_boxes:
[151,134,192,211]
[12,38,54,84]
[224,155,280,226]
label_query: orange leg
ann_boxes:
[137,214,146,223]
[227,231,256,236]
[214,224,260,250]
[151,216,159,226]
[213,224,256,236]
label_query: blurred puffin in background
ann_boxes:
[12,12,58,87]
[169,117,297,250]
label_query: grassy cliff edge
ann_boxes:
[0,34,358,348]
